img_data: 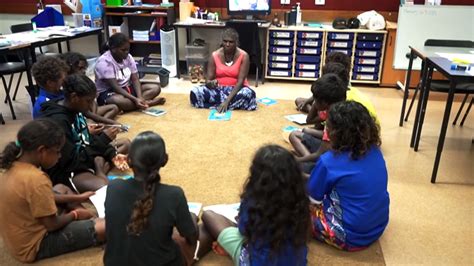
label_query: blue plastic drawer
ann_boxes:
[295,71,319,78]
[354,57,380,65]
[353,65,379,73]
[269,31,294,39]
[355,50,381,57]
[295,55,321,64]
[352,73,378,81]
[268,62,292,69]
[296,47,321,55]
[268,54,293,62]
[268,46,293,54]
[326,49,352,56]
[296,63,320,71]
[327,41,353,49]
[327,32,354,40]
[297,31,323,39]
[297,40,322,47]
[269,38,294,46]
[268,68,292,77]
[356,41,383,49]
[357,33,384,41]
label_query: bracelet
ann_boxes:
[71,210,78,220]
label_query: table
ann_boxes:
[0,27,103,124]
[399,45,473,127]
[174,21,271,82]
[411,56,474,183]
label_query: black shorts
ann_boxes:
[97,86,137,106]
[36,220,98,261]
[301,133,322,154]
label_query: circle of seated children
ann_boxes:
[94,32,165,113]
[190,27,257,113]
[0,101,389,263]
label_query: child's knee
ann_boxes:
[53,184,74,194]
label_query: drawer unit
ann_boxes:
[268,54,293,63]
[295,55,321,64]
[268,61,292,69]
[296,47,322,55]
[297,39,322,47]
[265,27,386,84]
[296,63,320,71]
[268,46,293,54]
[267,68,292,77]
[295,70,320,78]
[269,38,294,46]
[351,32,385,83]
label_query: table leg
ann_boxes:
[414,65,434,151]
[431,79,457,183]
[0,112,4,124]
[410,60,429,148]
[66,40,71,52]
[175,26,181,79]
[24,48,36,105]
[57,42,63,53]
[400,50,415,127]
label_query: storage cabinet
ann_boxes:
[265,26,387,84]
[104,5,176,58]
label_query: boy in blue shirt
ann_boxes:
[307,101,389,250]
[31,56,68,119]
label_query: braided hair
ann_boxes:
[127,131,167,235]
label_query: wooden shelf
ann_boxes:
[105,5,170,11]
[105,12,168,17]
[130,40,161,44]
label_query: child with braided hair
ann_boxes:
[104,131,211,265]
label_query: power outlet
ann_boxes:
[315,0,325,5]
[281,0,290,4]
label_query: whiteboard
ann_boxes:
[394,5,474,70]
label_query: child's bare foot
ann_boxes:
[94,156,110,179]
[147,97,166,106]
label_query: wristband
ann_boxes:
[71,210,78,220]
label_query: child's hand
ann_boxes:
[134,98,149,109]
[112,154,129,171]
[88,124,104,135]
[77,191,95,201]
[74,209,94,220]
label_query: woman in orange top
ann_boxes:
[190,28,257,112]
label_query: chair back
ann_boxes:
[224,21,261,65]
[10,23,33,33]
[424,39,474,48]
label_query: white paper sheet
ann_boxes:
[435,52,474,63]
[89,185,107,218]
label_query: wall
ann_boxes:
[195,0,473,11]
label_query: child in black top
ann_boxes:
[40,74,129,193]
[104,131,210,265]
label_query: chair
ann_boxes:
[402,39,474,126]
[0,55,26,120]
[225,21,262,87]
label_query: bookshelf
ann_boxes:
[104,5,176,58]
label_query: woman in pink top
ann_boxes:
[190,28,257,112]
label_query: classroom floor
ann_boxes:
[0,75,473,265]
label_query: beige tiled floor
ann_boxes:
[0,75,473,265]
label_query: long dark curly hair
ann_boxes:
[327,101,381,160]
[239,145,310,257]
[127,131,167,235]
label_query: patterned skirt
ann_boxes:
[190,85,257,111]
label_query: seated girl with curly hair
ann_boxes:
[202,144,310,265]
[307,101,389,251]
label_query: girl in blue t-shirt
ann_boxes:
[308,101,389,251]
[202,145,310,266]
